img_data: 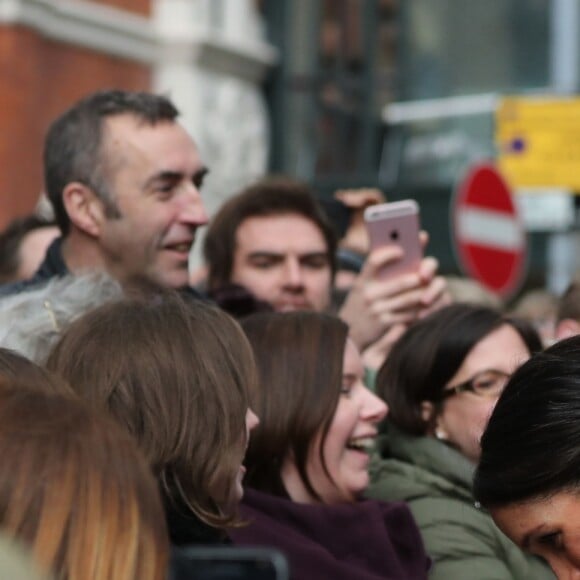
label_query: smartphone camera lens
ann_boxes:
[390,230,399,241]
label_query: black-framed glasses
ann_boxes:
[437,369,511,401]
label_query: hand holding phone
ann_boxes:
[364,200,423,280]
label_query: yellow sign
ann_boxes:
[496,97,580,192]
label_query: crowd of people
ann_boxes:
[0,88,577,579]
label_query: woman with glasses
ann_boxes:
[366,303,554,580]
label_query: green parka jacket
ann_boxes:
[366,427,554,580]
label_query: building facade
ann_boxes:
[0,0,276,263]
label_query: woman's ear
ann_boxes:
[420,400,435,425]
[421,400,448,441]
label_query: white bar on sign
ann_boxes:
[516,189,574,232]
[457,208,524,251]
[383,93,498,124]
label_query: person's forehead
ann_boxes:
[101,114,202,170]
[457,325,529,379]
[343,338,364,377]
[235,213,328,254]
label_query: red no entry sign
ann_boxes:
[452,164,527,298]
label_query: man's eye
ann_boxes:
[303,257,329,269]
[157,182,176,195]
[250,259,276,269]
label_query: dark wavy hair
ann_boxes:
[474,335,580,507]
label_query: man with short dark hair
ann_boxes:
[1,89,208,295]
[204,177,449,363]
[205,177,336,312]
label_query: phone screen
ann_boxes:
[170,547,289,580]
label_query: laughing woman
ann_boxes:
[231,311,430,580]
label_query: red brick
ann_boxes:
[83,0,151,17]
[0,26,151,228]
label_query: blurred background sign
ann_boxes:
[452,164,527,298]
[497,97,580,192]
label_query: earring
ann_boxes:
[435,428,447,441]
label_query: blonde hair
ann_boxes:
[0,387,168,580]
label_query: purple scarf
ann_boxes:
[231,488,430,579]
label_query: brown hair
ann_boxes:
[0,386,168,580]
[241,311,348,501]
[0,347,72,395]
[204,177,337,291]
[46,291,255,529]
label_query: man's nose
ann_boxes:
[282,257,304,288]
[179,185,209,227]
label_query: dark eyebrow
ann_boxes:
[247,252,285,260]
[194,167,209,182]
[299,252,330,261]
[143,171,183,189]
[144,166,209,189]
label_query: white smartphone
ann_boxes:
[364,200,423,279]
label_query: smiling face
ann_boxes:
[283,339,388,504]
[432,324,531,463]
[230,214,332,312]
[95,115,209,289]
[491,493,580,578]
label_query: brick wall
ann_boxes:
[0,2,152,228]
[93,0,151,16]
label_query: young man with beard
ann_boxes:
[204,178,449,364]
